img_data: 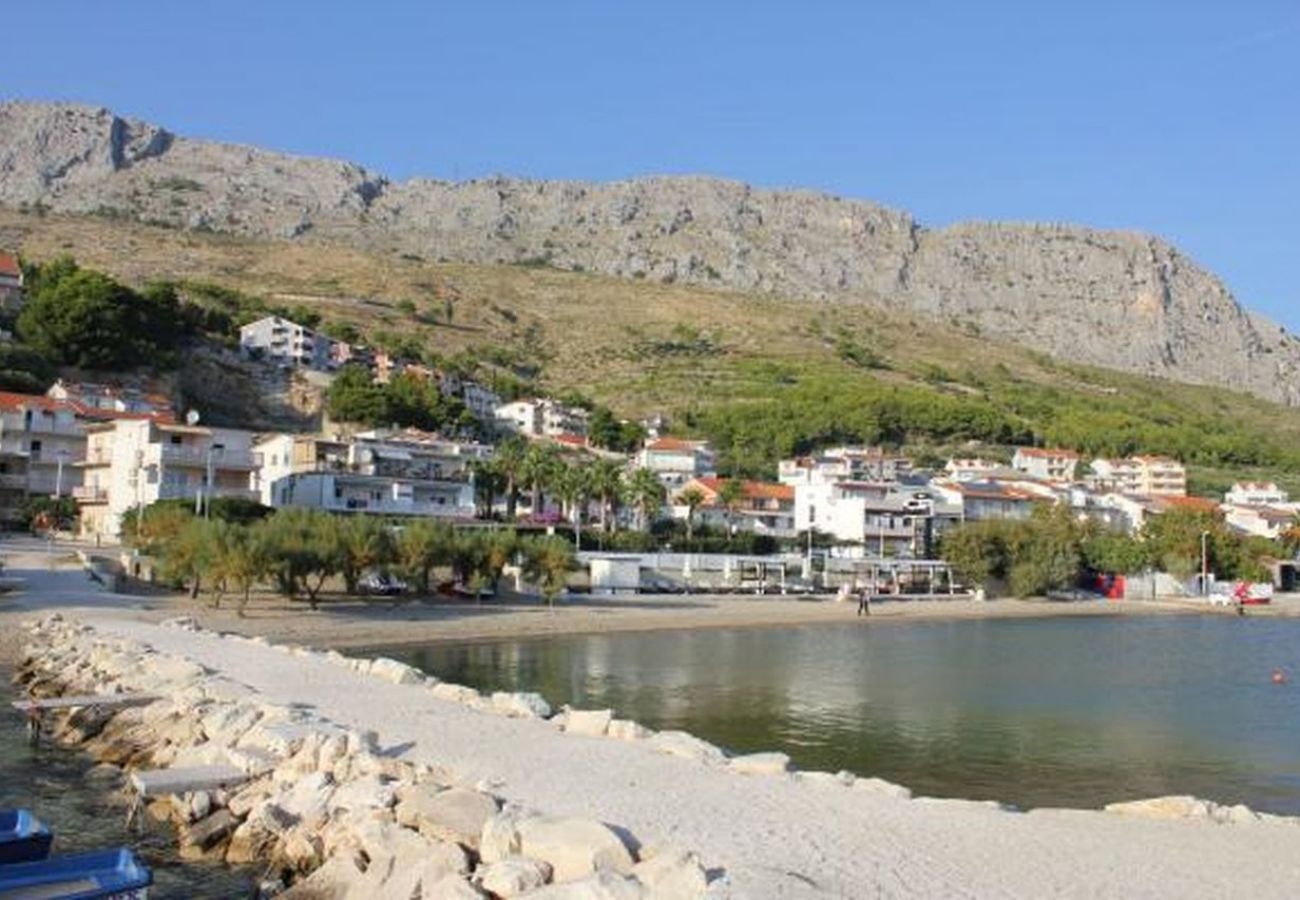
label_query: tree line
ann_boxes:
[131,502,576,616]
[939,505,1282,598]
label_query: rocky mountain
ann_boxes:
[2,100,1297,405]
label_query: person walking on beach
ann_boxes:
[858,588,871,617]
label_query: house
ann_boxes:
[1089,456,1186,497]
[674,477,796,537]
[794,480,959,556]
[1096,493,1220,535]
[75,420,260,538]
[494,399,590,439]
[637,437,715,490]
[239,316,333,370]
[943,458,1002,483]
[254,428,486,519]
[1011,447,1080,483]
[0,393,88,524]
[779,447,912,486]
[1225,482,1289,507]
[931,480,1047,522]
[1225,505,1297,541]
[46,380,174,419]
[0,252,23,311]
[436,373,502,421]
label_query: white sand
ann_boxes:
[63,615,1300,898]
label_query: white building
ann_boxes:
[239,316,333,370]
[780,447,911,486]
[673,477,797,537]
[75,420,260,538]
[943,458,1002,483]
[637,437,715,490]
[0,392,87,524]
[254,429,486,519]
[494,399,589,439]
[46,380,173,418]
[795,480,957,556]
[1011,447,1080,483]
[1089,456,1187,497]
[930,480,1047,522]
[435,373,502,421]
[1225,482,1289,507]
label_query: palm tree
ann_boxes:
[627,468,665,532]
[717,478,746,539]
[679,486,707,544]
[494,436,528,520]
[469,458,505,519]
[552,461,592,545]
[519,444,561,518]
[589,459,626,535]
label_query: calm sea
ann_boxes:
[386,615,1300,814]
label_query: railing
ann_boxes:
[158,446,261,468]
[79,450,112,466]
[0,473,28,489]
[72,486,108,502]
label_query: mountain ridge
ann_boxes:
[2,99,1296,406]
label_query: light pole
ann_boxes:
[203,444,225,519]
[1200,530,1210,596]
[53,448,69,498]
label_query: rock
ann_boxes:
[475,856,554,897]
[181,808,241,852]
[480,808,530,863]
[200,701,263,746]
[188,791,212,822]
[397,786,499,848]
[329,774,396,813]
[431,683,481,705]
[727,752,791,775]
[796,770,856,788]
[519,870,646,899]
[238,722,318,759]
[633,847,708,899]
[423,875,487,899]
[607,720,653,742]
[278,827,324,873]
[1104,795,1216,822]
[853,777,912,800]
[367,656,426,685]
[279,853,366,898]
[491,691,553,719]
[274,771,334,830]
[563,709,613,737]
[647,732,725,765]
[517,816,637,882]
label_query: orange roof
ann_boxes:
[551,433,588,447]
[1154,495,1220,514]
[688,477,793,503]
[0,252,20,279]
[646,437,704,452]
[0,391,74,414]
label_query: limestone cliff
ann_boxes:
[2,101,1295,404]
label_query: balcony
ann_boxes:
[0,473,28,490]
[73,486,109,503]
[158,445,261,469]
[78,449,112,466]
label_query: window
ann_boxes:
[30,439,42,459]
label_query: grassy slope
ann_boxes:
[4,208,1300,494]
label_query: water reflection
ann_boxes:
[391,617,1300,814]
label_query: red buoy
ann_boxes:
[1272,668,1288,685]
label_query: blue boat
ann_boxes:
[0,810,52,865]
[0,847,151,899]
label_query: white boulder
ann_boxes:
[492,691,553,719]
[727,752,791,775]
[475,856,554,897]
[516,815,636,882]
[564,709,614,737]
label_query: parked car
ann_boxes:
[358,571,407,596]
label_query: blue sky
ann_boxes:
[3,2,1297,327]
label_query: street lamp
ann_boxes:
[203,443,225,519]
[53,448,69,498]
[1200,530,1211,596]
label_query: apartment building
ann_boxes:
[793,480,958,556]
[254,428,486,519]
[636,437,716,490]
[1089,456,1187,497]
[674,477,796,537]
[1011,447,1080,483]
[76,420,260,537]
[494,399,590,439]
[930,480,1047,522]
[1225,481,1289,507]
[0,393,87,524]
[779,447,912,486]
[943,458,1002,483]
[239,316,333,370]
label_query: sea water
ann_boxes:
[387,615,1300,814]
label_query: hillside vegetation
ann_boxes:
[5,208,1300,495]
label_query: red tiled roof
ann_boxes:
[646,437,703,452]
[1153,495,1220,514]
[0,391,74,414]
[686,477,794,503]
[0,252,20,279]
[551,433,588,447]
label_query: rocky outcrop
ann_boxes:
[1,100,1298,404]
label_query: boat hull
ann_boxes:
[0,847,151,899]
[0,810,53,865]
